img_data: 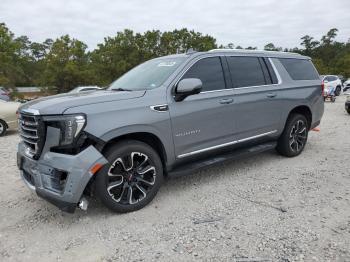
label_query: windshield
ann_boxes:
[109,57,186,91]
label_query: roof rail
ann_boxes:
[208,48,302,56]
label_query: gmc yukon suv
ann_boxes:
[17,49,324,213]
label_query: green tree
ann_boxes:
[40,35,92,93]
[0,23,26,87]
[1,22,350,92]
[264,43,282,51]
[321,28,338,45]
[90,28,217,86]
[300,35,319,56]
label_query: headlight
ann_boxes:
[43,114,86,146]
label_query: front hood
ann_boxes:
[20,90,146,115]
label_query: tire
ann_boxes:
[331,96,336,103]
[95,140,163,213]
[276,114,309,157]
[347,109,350,115]
[0,120,7,137]
[335,86,341,96]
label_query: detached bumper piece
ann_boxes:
[18,143,108,213]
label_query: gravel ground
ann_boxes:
[0,95,350,262]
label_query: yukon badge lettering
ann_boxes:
[175,129,201,137]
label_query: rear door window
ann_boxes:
[227,56,266,88]
[181,57,226,92]
[279,58,319,80]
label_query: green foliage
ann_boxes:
[90,29,217,86]
[297,28,350,76]
[264,43,282,51]
[39,35,93,93]
[0,23,349,93]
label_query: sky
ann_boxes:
[0,0,349,50]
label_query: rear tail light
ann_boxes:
[321,81,325,96]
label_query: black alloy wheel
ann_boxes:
[95,140,163,213]
[276,114,309,157]
[288,119,307,153]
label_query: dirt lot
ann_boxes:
[0,95,349,262]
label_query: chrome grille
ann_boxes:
[19,113,45,159]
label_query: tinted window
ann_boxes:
[279,58,319,80]
[227,56,266,87]
[259,58,272,85]
[182,57,226,92]
[263,58,278,84]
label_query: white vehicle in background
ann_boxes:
[320,75,343,96]
[0,100,20,136]
[69,86,102,93]
[343,78,350,92]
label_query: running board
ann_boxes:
[168,142,277,178]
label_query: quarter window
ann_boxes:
[181,57,226,92]
[279,58,319,80]
[227,56,266,88]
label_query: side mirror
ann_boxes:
[175,78,202,102]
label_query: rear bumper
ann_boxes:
[17,142,108,213]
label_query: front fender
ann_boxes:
[99,124,176,167]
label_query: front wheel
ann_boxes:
[95,140,163,213]
[0,120,7,137]
[276,114,309,157]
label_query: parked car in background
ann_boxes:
[0,87,10,101]
[17,49,324,213]
[320,75,343,96]
[343,78,350,92]
[0,100,20,136]
[69,86,102,93]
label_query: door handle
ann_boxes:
[219,98,234,104]
[266,93,277,98]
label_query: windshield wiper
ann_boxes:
[111,88,132,92]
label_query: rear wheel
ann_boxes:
[0,120,7,137]
[95,140,163,213]
[276,114,309,157]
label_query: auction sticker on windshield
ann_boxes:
[157,61,177,67]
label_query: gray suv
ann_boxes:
[17,49,324,213]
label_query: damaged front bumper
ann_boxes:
[17,142,108,213]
